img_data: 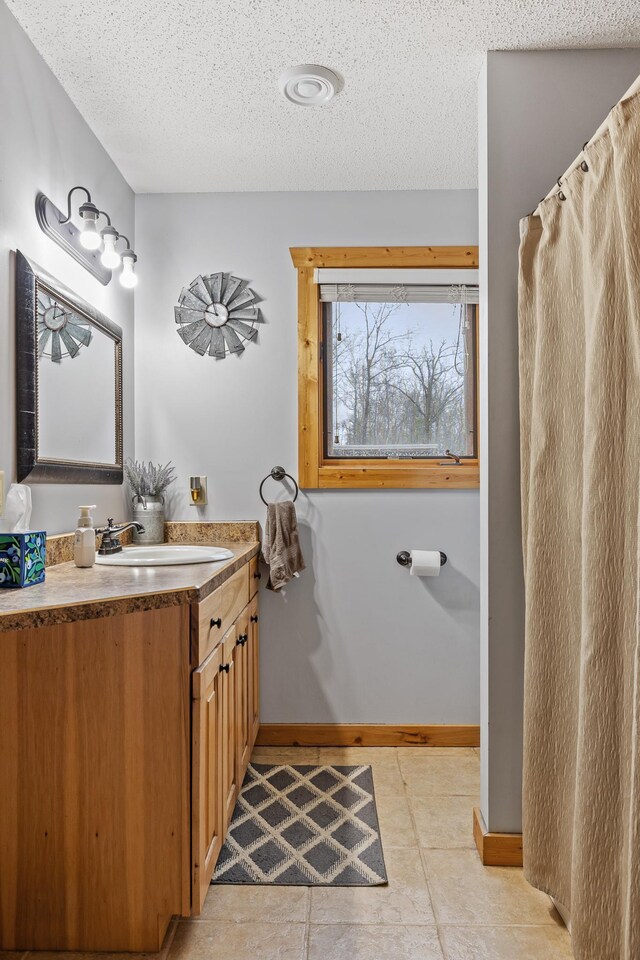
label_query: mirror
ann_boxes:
[15,250,123,483]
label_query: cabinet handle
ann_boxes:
[210,617,222,629]
[219,663,230,674]
[250,615,259,623]
[254,571,262,580]
[236,634,248,646]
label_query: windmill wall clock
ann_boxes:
[37,286,93,362]
[174,272,262,357]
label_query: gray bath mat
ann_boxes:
[212,763,388,886]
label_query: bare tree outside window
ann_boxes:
[324,298,476,459]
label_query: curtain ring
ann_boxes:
[557,190,566,202]
[581,142,589,172]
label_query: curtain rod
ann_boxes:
[536,72,640,211]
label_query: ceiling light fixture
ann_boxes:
[35,185,139,288]
[279,64,340,106]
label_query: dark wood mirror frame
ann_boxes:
[15,250,123,484]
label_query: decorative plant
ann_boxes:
[124,458,176,502]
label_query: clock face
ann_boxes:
[174,272,262,358]
[204,302,229,327]
[36,285,93,363]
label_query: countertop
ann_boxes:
[0,541,260,632]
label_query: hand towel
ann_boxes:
[261,500,305,591]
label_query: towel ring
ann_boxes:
[259,465,299,505]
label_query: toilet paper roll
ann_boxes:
[409,549,441,577]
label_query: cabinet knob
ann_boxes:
[250,614,259,623]
[236,634,248,646]
[210,617,222,629]
[219,662,230,674]
[254,571,262,580]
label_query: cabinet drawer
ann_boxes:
[194,565,249,665]
[249,555,261,598]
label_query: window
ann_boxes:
[292,246,479,489]
[322,287,477,461]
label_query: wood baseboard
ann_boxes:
[256,723,480,748]
[473,806,523,867]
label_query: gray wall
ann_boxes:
[135,190,480,723]
[479,49,640,832]
[0,2,135,534]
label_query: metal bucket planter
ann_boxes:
[131,496,165,544]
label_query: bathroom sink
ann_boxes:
[95,545,235,567]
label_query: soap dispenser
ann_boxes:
[74,505,96,568]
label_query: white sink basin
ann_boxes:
[95,545,235,567]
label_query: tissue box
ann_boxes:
[0,532,46,588]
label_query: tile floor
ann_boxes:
[5,746,574,960]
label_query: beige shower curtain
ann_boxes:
[519,88,640,960]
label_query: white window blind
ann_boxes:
[316,267,479,304]
[319,283,479,304]
[314,268,479,284]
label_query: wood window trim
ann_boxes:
[291,246,480,490]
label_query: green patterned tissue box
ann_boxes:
[0,532,46,588]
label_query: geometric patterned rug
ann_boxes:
[212,764,388,886]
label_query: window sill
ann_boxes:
[315,461,480,489]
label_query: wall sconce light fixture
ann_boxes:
[36,185,138,288]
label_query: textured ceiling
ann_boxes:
[7,0,640,192]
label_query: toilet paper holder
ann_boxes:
[397,550,447,568]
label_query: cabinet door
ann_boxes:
[234,606,251,786]
[191,642,223,915]
[249,595,260,748]
[221,625,239,830]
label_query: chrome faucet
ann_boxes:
[96,518,145,555]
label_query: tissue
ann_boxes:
[4,483,32,532]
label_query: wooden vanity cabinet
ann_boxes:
[0,550,261,949]
[190,556,261,913]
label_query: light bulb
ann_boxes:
[101,231,121,269]
[120,252,138,288]
[80,218,102,250]
[78,201,102,250]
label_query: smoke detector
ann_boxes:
[279,65,340,106]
